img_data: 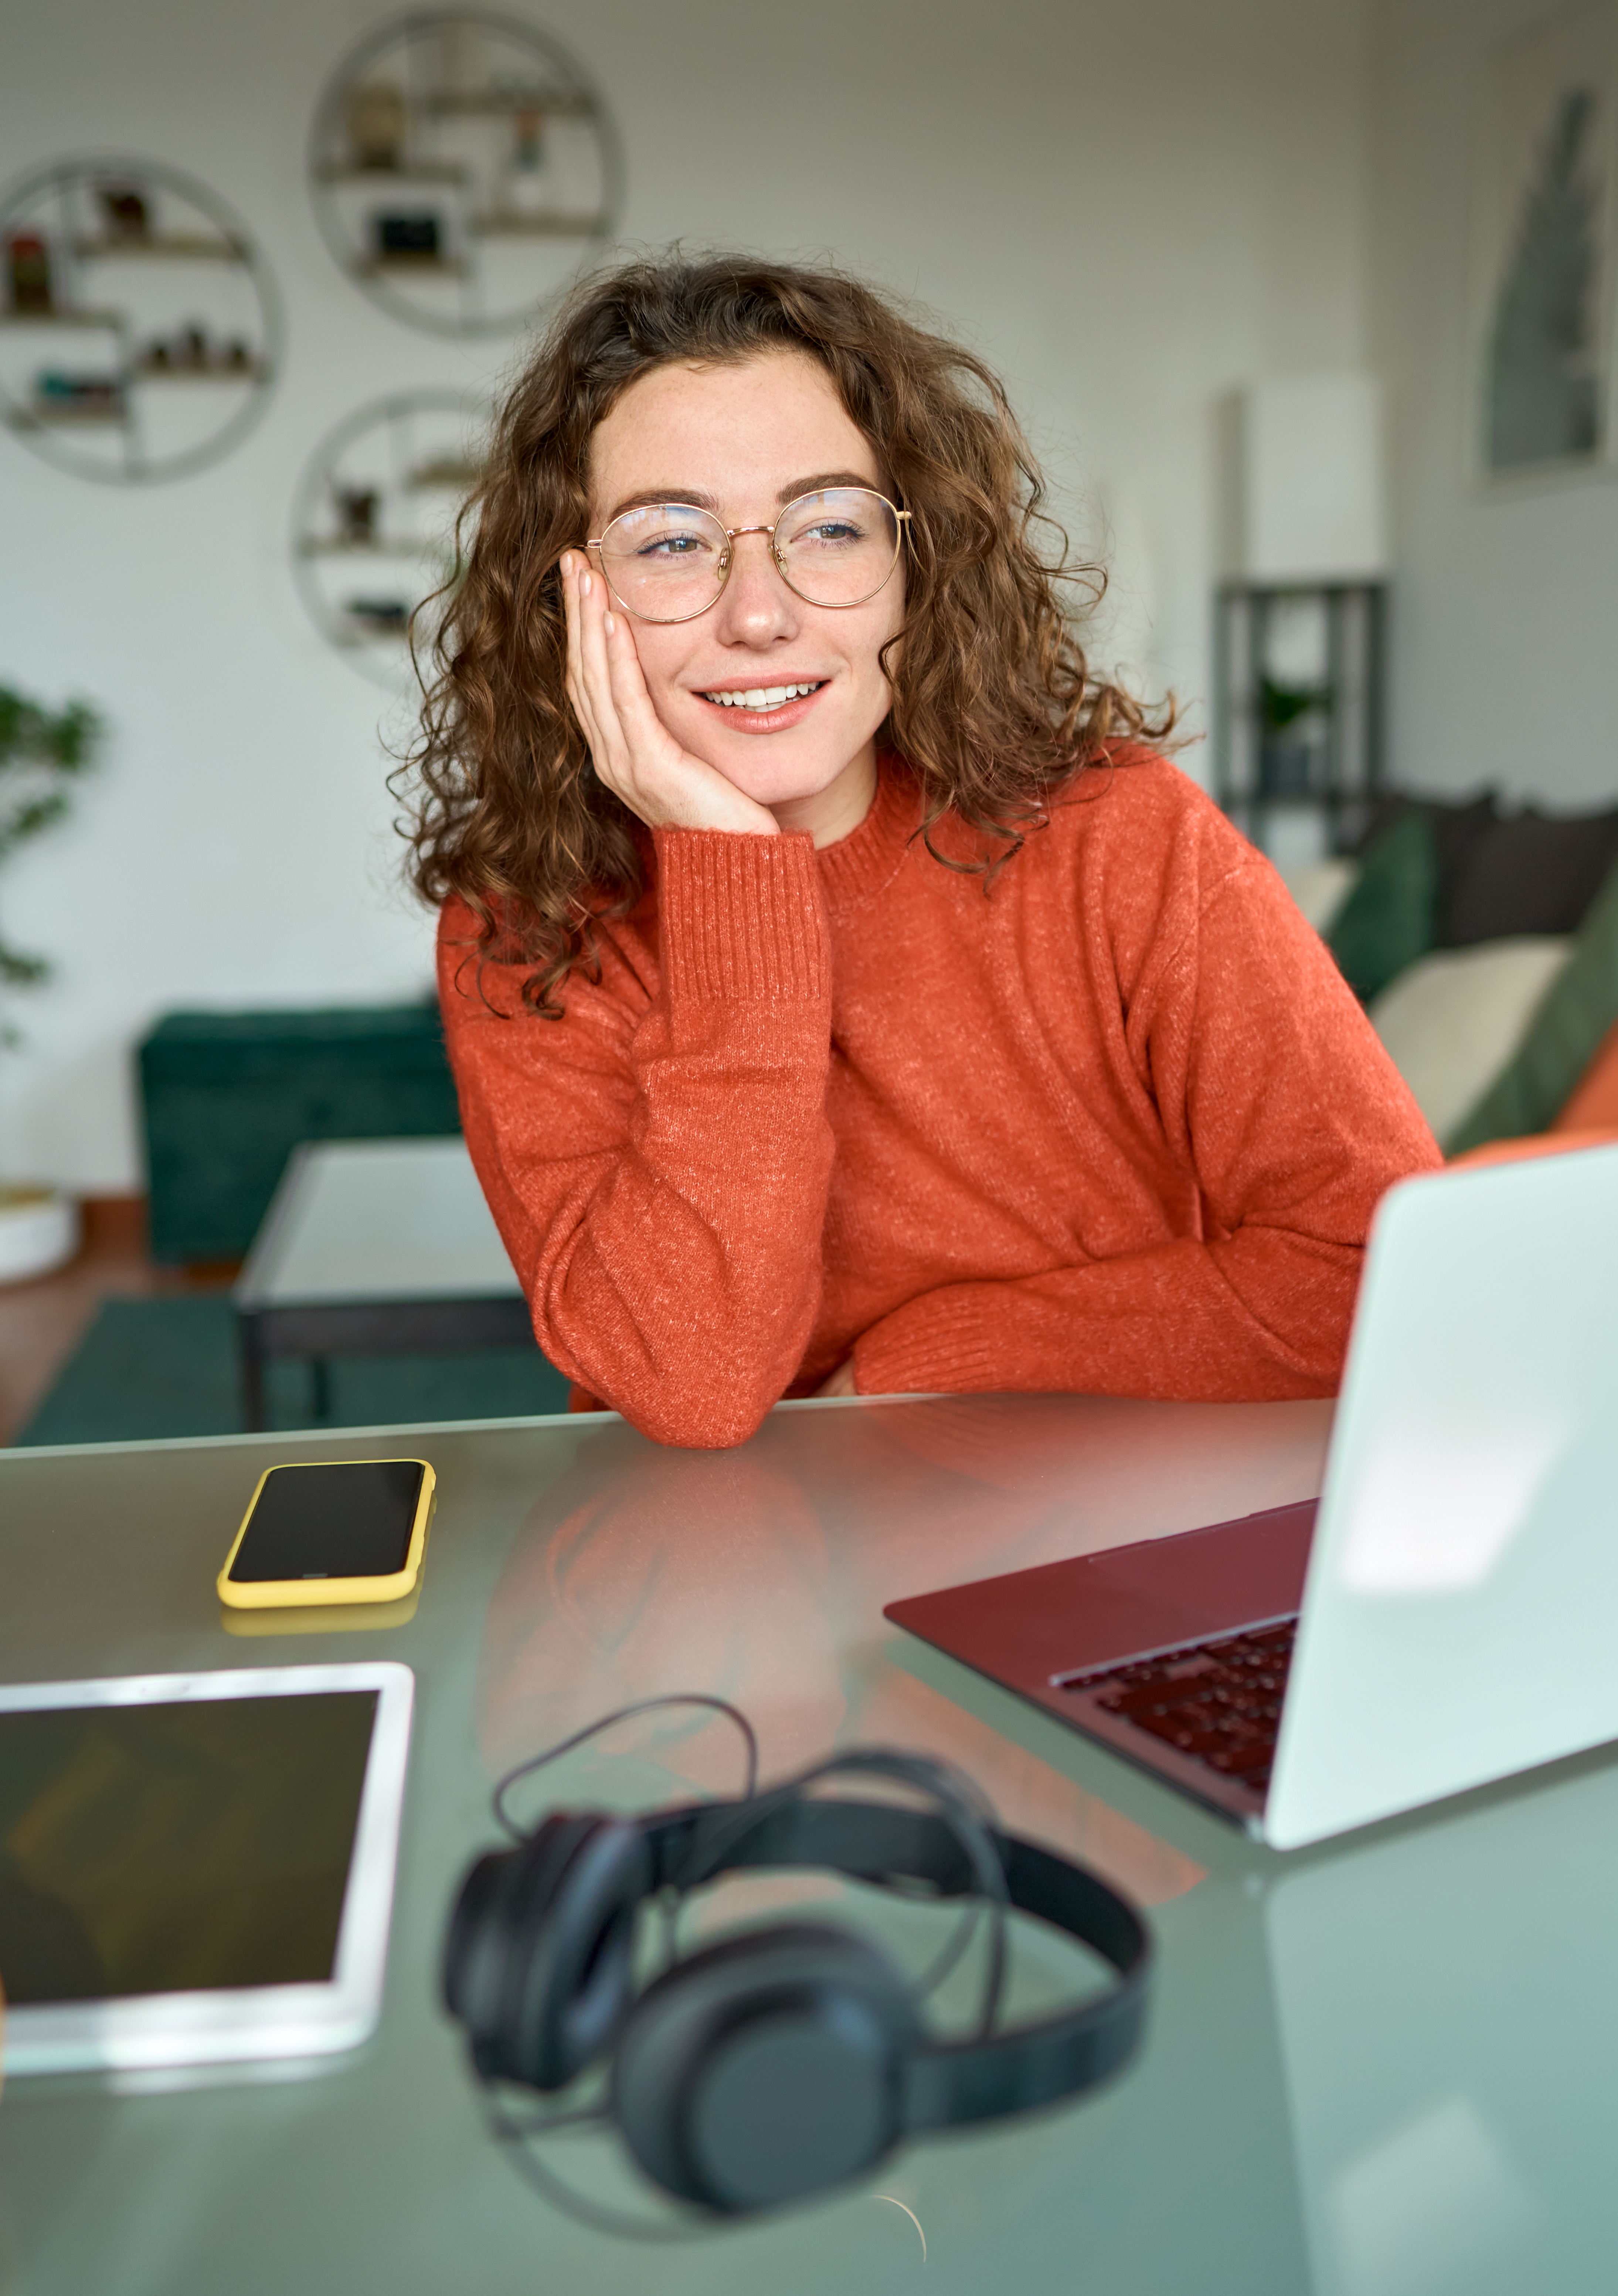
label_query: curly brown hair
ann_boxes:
[397,251,1175,1014]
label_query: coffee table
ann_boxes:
[232,1137,533,1430]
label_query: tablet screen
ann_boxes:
[0,1690,378,2004]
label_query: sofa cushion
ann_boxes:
[1328,810,1437,1002]
[1369,938,1572,1142]
[1552,1016,1618,1131]
[1447,854,1618,1152]
[1448,1129,1618,1171]
[1439,803,1618,945]
[1353,790,1501,935]
[1279,857,1360,935]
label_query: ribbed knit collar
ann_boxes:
[815,754,923,916]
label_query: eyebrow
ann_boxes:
[602,469,881,524]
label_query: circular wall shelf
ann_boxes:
[0,156,280,484]
[309,10,623,338]
[292,389,489,692]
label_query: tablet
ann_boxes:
[0,1661,413,2076]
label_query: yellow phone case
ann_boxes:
[216,1459,437,1610]
[218,1581,422,1636]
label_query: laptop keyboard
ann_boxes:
[1059,1618,1299,1792]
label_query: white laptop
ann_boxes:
[0,1661,413,2074]
[887,1144,1618,1849]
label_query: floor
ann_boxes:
[0,1197,235,1445]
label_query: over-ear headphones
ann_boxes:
[443,1725,1151,2219]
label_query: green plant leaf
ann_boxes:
[0,683,102,1027]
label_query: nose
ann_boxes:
[711,528,801,650]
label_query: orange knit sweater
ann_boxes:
[438,753,1441,1447]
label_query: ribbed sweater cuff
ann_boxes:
[655,827,830,1000]
[854,1286,996,1395]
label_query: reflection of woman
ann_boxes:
[403,254,1438,1449]
[476,1403,1206,1910]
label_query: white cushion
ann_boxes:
[1280,857,1360,935]
[1369,938,1573,1140]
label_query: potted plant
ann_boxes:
[1,683,101,1284]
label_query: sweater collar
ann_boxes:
[815,754,923,916]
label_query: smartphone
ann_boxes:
[217,1459,436,1610]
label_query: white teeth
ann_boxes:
[703,681,821,709]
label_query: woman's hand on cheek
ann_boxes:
[561,553,778,837]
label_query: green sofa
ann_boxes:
[139,1004,462,1264]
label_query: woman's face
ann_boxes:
[585,349,905,819]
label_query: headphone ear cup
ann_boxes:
[612,1923,921,2215]
[442,1813,652,2091]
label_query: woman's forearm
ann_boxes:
[445,830,836,1447]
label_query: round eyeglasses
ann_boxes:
[586,487,912,624]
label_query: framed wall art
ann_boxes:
[1471,1,1618,487]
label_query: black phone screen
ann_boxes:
[227,1460,425,1583]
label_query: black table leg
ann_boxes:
[239,1312,268,1433]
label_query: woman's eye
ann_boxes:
[639,531,711,559]
[794,520,861,548]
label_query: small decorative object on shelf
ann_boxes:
[1213,582,1387,864]
[334,484,380,547]
[346,80,409,172]
[34,369,124,421]
[135,324,258,378]
[6,230,52,314]
[98,184,149,241]
[376,211,442,261]
[291,389,489,692]
[309,10,623,337]
[0,156,280,484]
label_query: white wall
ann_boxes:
[0,0,1374,1191]
[1368,0,1618,806]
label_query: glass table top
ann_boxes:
[1,1390,1614,2295]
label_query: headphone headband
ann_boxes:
[446,1721,1154,2220]
[637,1794,1151,2129]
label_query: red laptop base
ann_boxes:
[883,1500,1318,1826]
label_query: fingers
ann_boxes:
[561,550,621,778]
[555,550,778,837]
[564,552,668,803]
[574,564,635,780]
[600,600,667,751]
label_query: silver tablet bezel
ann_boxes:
[0,1661,414,2076]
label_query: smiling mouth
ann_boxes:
[698,680,826,711]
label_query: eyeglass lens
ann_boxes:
[596,488,902,622]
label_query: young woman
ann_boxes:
[404,254,1439,1448]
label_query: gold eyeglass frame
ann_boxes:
[585,487,913,624]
